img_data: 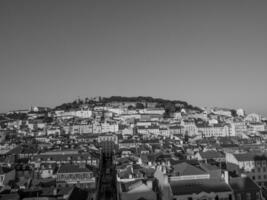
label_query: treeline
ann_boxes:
[54,96,202,114]
[102,96,185,104]
[103,96,202,111]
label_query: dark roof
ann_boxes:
[22,197,56,200]
[170,179,232,195]
[172,162,207,176]
[0,166,14,174]
[220,144,239,148]
[7,145,23,155]
[121,179,143,192]
[118,166,132,179]
[170,159,199,166]
[200,163,220,171]
[32,152,98,162]
[230,177,260,192]
[68,187,89,200]
[57,164,90,174]
[0,193,20,200]
[199,151,225,159]
[57,186,74,196]
[140,167,155,178]
[234,153,267,162]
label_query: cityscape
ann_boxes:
[1,1,267,200]
[0,96,267,200]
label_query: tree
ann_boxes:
[155,102,163,108]
[184,132,189,143]
[136,103,144,109]
[128,105,134,110]
[163,102,176,118]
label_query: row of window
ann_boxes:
[251,175,267,180]
[236,192,260,200]
[57,173,93,180]
[251,167,267,173]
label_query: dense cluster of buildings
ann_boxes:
[0,98,267,200]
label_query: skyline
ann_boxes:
[1,0,267,115]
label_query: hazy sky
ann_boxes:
[1,0,267,115]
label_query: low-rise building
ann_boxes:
[56,164,95,189]
[197,124,230,138]
[226,152,267,187]
[0,167,16,187]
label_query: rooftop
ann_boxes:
[57,164,91,174]
[229,177,260,192]
[170,179,232,196]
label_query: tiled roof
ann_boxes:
[220,144,239,148]
[140,154,149,163]
[0,166,14,174]
[57,164,90,174]
[234,153,267,161]
[230,177,260,192]
[140,167,155,178]
[121,179,143,192]
[200,163,220,171]
[32,152,98,162]
[118,166,132,179]
[0,193,20,200]
[172,162,207,176]
[170,179,232,196]
[199,150,225,159]
[170,159,199,166]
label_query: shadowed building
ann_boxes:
[56,164,96,189]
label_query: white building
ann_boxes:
[139,108,165,115]
[245,113,261,123]
[248,122,265,133]
[197,124,230,138]
[212,108,232,117]
[55,109,92,119]
[225,152,267,187]
[236,108,245,117]
[181,120,198,136]
[231,121,247,137]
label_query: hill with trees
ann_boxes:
[54,96,202,116]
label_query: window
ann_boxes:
[246,192,251,200]
[256,192,260,200]
[236,193,241,200]
[258,175,261,180]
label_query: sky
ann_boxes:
[0,0,267,115]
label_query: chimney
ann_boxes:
[223,170,229,184]
[162,166,166,174]
[53,188,58,196]
[130,166,134,174]
[146,180,153,189]
[163,174,169,185]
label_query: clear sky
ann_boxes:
[0,0,267,115]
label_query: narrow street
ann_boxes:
[96,154,117,200]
